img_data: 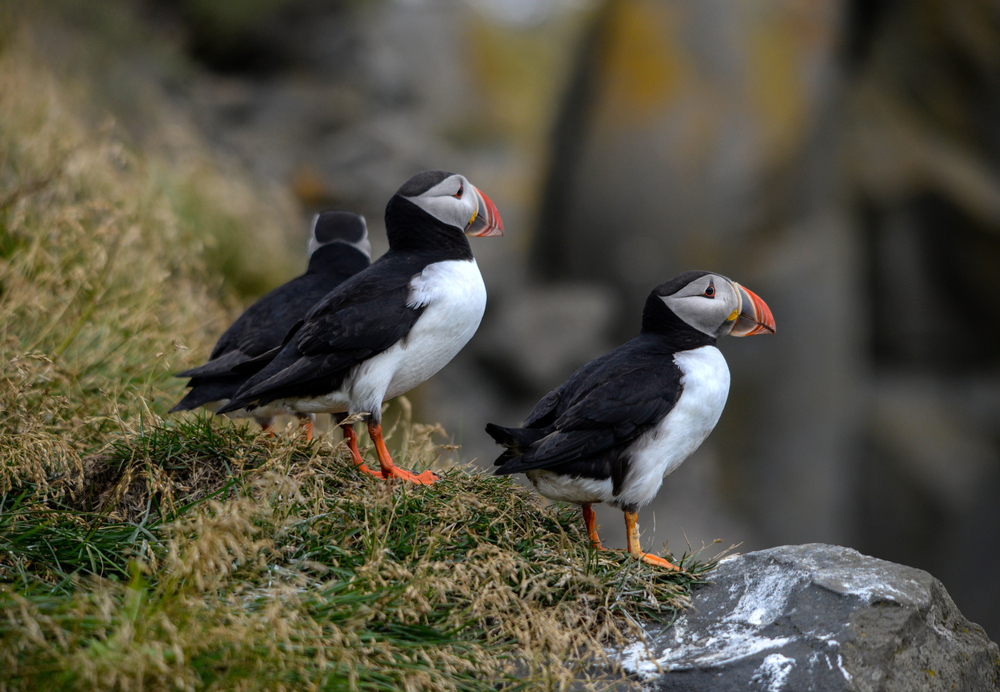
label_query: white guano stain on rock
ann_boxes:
[836,653,852,682]
[725,565,799,628]
[615,640,663,681]
[619,615,796,675]
[749,653,795,691]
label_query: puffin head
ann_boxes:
[308,211,372,261]
[646,270,776,340]
[396,170,504,237]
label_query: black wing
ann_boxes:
[168,375,245,412]
[175,349,249,380]
[217,253,428,412]
[491,335,683,475]
[171,247,370,413]
[521,356,609,429]
[175,262,366,379]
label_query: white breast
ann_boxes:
[348,259,487,412]
[613,345,730,510]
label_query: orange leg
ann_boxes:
[294,413,314,442]
[368,422,439,485]
[342,424,382,479]
[255,416,276,436]
[624,511,679,570]
[582,504,604,550]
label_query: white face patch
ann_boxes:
[660,274,741,337]
[403,174,479,231]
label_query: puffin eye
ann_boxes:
[453,184,464,199]
[704,284,715,298]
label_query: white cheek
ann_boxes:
[410,196,475,230]
[662,295,732,337]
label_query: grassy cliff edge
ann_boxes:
[0,11,712,691]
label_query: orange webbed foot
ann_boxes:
[366,421,440,485]
[380,466,440,485]
[623,510,681,570]
[633,551,681,570]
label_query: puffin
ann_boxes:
[218,170,503,484]
[487,271,775,569]
[169,211,372,440]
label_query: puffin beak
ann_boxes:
[466,185,504,237]
[730,284,776,336]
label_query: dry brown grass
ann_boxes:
[0,7,298,492]
[1,416,709,691]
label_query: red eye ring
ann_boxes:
[453,184,464,199]
[704,285,715,298]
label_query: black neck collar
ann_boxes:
[384,195,474,260]
[639,292,716,350]
[307,244,370,276]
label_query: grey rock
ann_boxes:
[615,544,1000,691]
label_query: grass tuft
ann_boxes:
[2,417,714,691]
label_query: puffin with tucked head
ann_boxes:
[487,271,775,568]
[219,170,503,484]
[169,211,372,440]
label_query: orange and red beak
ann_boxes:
[466,185,504,237]
[731,284,776,337]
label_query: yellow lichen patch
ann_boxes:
[464,11,584,143]
[746,8,817,167]
[597,0,690,123]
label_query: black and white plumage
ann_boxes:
[169,211,372,436]
[218,170,503,484]
[487,271,775,568]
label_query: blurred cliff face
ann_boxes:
[40,0,999,634]
[527,0,1000,637]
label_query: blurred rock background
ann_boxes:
[10,0,1000,636]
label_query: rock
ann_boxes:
[615,544,1000,691]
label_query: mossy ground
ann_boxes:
[0,6,716,690]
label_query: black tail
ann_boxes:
[168,376,244,413]
[216,391,258,415]
[485,422,548,470]
[174,350,246,379]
